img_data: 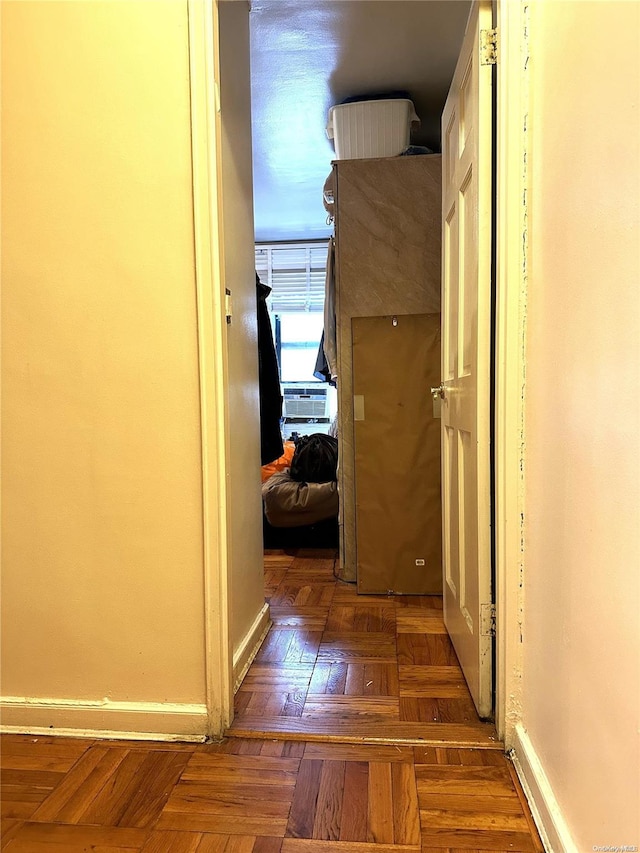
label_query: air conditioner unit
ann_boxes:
[283,385,330,420]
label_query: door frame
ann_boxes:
[188,0,234,739]
[191,0,531,745]
[494,0,529,747]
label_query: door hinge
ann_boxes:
[480,28,498,65]
[481,603,496,636]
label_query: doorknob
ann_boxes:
[431,383,446,400]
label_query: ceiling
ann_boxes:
[247,0,471,243]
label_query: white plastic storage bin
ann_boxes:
[326,98,419,159]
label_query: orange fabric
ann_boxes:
[261,441,295,483]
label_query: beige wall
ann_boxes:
[1,1,207,713]
[218,1,267,655]
[523,1,640,847]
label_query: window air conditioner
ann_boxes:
[283,386,330,420]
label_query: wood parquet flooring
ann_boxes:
[1,734,544,852]
[228,551,498,748]
[0,551,543,851]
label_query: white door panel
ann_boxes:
[441,0,493,718]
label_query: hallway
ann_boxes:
[228,550,498,747]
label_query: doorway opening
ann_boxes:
[219,0,496,740]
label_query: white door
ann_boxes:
[439,0,493,718]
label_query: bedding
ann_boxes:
[261,441,296,483]
[262,470,338,528]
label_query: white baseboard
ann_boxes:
[0,696,208,741]
[233,602,271,693]
[511,723,577,853]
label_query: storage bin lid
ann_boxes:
[326,98,420,139]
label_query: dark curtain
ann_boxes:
[256,273,284,465]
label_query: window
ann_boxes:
[255,242,327,313]
[255,241,336,437]
[278,312,325,383]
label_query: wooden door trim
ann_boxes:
[188,0,234,738]
[494,0,530,748]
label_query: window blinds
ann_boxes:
[255,242,327,312]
